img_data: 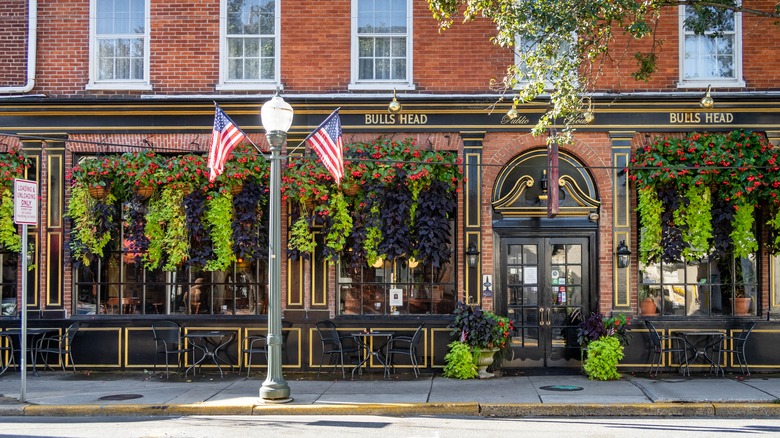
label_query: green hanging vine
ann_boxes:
[288,215,316,255]
[637,187,662,264]
[731,202,757,259]
[144,187,189,271]
[0,190,21,252]
[67,185,113,266]
[205,193,235,271]
[678,185,712,262]
[323,191,353,261]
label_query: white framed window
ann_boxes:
[350,0,414,91]
[87,0,151,90]
[218,0,280,90]
[513,32,576,90]
[678,5,744,88]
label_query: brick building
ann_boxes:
[1,0,780,374]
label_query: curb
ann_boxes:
[5,402,780,417]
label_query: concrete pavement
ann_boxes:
[1,369,780,417]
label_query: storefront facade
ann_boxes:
[1,0,780,374]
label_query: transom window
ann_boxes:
[219,0,279,89]
[350,0,413,90]
[679,5,743,87]
[88,0,150,90]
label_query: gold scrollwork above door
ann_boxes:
[491,148,600,218]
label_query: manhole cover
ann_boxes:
[99,394,144,401]
[539,385,583,392]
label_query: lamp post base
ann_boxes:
[259,381,292,404]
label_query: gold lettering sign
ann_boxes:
[364,114,428,125]
[670,112,733,124]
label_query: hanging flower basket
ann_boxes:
[229,183,243,195]
[135,185,154,199]
[88,186,109,200]
[343,184,360,196]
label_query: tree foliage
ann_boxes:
[426,0,780,144]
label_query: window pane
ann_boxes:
[245,38,259,57]
[261,58,274,79]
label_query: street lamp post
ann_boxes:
[259,94,293,403]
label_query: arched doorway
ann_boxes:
[491,148,600,367]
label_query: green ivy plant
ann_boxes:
[442,341,478,380]
[678,184,712,262]
[583,335,624,381]
[288,215,316,256]
[322,191,353,261]
[66,185,113,266]
[731,202,757,259]
[205,192,235,271]
[144,187,189,271]
[637,187,662,264]
[0,190,21,252]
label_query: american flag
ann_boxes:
[305,109,344,185]
[208,104,248,182]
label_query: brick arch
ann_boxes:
[480,131,615,314]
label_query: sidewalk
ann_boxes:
[2,370,780,417]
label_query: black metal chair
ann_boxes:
[242,334,268,378]
[717,321,756,376]
[36,322,80,372]
[152,321,193,378]
[0,332,16,375]
[314,320,359,378]
[386,323,424,377]
[645,320,689,376]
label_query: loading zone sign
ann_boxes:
[14,179,38,225]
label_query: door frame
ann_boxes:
[493,219,599,367]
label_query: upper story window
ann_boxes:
[350,0,414,90]
[88,0,151,90]
[679,5,744,87]
[218,0,280,90]
[514,32,575,90]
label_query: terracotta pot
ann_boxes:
[733,297,751,315]
[229,183,243,195]
[640,297,658,316]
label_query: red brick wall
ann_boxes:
[0,0,29,88]
[12,0,777,96]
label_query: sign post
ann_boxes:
[14,179,38,403]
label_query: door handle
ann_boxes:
[546,308,552,326]
[539,308,545,326]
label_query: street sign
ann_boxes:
[13,179,38,225]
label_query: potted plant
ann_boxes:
[444,302,514,379]
[638,285,659,316]
[70,156,119,199]
[118,151,162,199]
[577,313,631,380]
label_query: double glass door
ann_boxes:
[503,237,590,367]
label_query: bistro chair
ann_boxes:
[645,320,689,376]
[314,320,359,378]
[152,320,193,378]
[242,321,293,377]
[386,323,425,377]
[36,322,80,372]
[717,321,756,376]
[241,334,268,378]
[0,331,17,375]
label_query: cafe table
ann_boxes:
[0,328,59,376]
[350,330,393,378]
[184,330,236,378]
[673,330,725,376]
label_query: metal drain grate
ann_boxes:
[539,385,583,392]
[98,394,144,401]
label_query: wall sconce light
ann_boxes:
[465,242,480,268]
[616,240,631,269]
[699,84,714,109]
[388,89,402,114]
[506,101,519,120]
[582,97,595,124]
[371,257,385,268]
[407,257,420,269]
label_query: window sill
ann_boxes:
[348,82,415,91]
[216,82,281,92]
[676,79,745,89]
[85,81,153,91]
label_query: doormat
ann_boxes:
[539,385,583,392]
[98,394,144,401]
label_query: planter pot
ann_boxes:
[476,347,499,379]
[229,183,243,195]
[640,297,658,316]
[343,185,360,196]
[733,297,751,315]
